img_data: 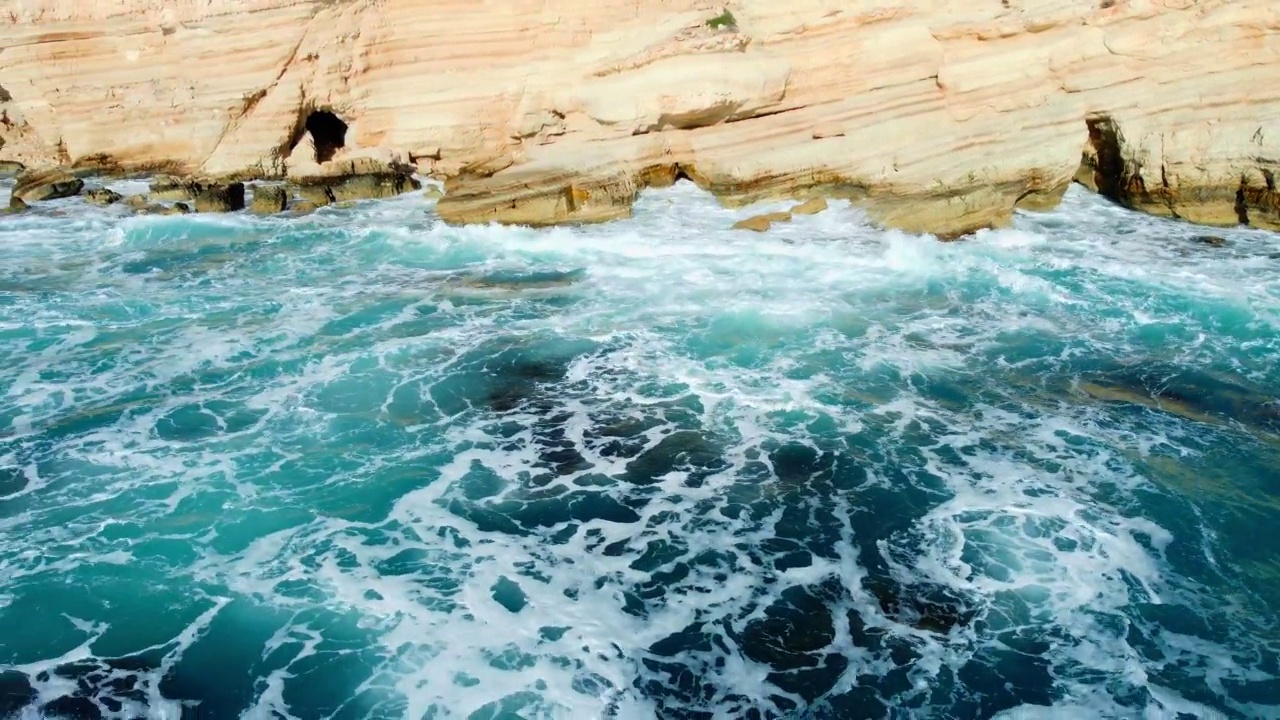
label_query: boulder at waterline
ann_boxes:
[733,211,792,232]
[295,173,421,206]
[190,180,245,212]
[123,194,149,209]
[1192,235,1227,247]
[249,185,287,214]
[12,167,83,203]
[791,197,828,216]
[148,174,190,201]
[290,200,319,215]
[140,202,191,216]
[5,196,27,213]
[295,184,331,207]
[84,188,122,206]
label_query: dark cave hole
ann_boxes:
[305,110,347,164]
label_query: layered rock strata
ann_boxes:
[1,0,1277,234]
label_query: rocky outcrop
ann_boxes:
[734,211,792,232]
[190,180,246,212]
[250,185,288,214]
[289,149,421,205]
[149,176,191,202]
[1076,116,1280,231]
[84,188,122,206]
[1,1,1278,235]
[140,202,192,216]
[12,168,83,203]
[791,197,827,216]
[143,175,246,211]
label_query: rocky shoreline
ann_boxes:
[2,161,424,218]
[1,1,1278,234]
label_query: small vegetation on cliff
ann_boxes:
[706,9,737,31]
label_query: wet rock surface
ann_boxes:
[190,180,245,213]
[13,167,84,203]
[84,188,122,206]
[249,184,287,214]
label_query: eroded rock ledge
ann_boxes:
[2,0,1278,235]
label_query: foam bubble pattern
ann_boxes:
[0,181,1278,719]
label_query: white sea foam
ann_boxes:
[0,179,1278,717]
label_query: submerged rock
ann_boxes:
[1192,234,1227,247]
[490,576,529,613]
[791,197,828,215]
[5,195,27,213]
[290,199,319,215]
[0,670,36,717]
[249,184,287,214]
[84,188,122,206]
[12,167,84,203]
[733,211,792,232]
[140,202,191,216]
[423,186,444,200]
[122,193,149,209]
[1076,367,1280,436]
[454,268,587,292]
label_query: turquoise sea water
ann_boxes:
[1,179,1279,719]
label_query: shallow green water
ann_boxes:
[0,181,1278,719]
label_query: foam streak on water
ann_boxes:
[1,181,1279,719]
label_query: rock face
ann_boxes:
[12,168,83,203]
[250,185,288,214]
[289,149,421,205]
[1,1,1278,235]
[149,176,191,202]
[193,181,246,212]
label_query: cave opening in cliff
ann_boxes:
[305,110,347,164]
[1084,115,1127,204]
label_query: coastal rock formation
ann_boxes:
[250,185,289,214]
[734,211,792,232]
[190,180,246,212]
[1,1,1278,235]
[84,188,123,206]
[12,168,83,203]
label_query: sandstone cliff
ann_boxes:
[1,0,1278,234]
